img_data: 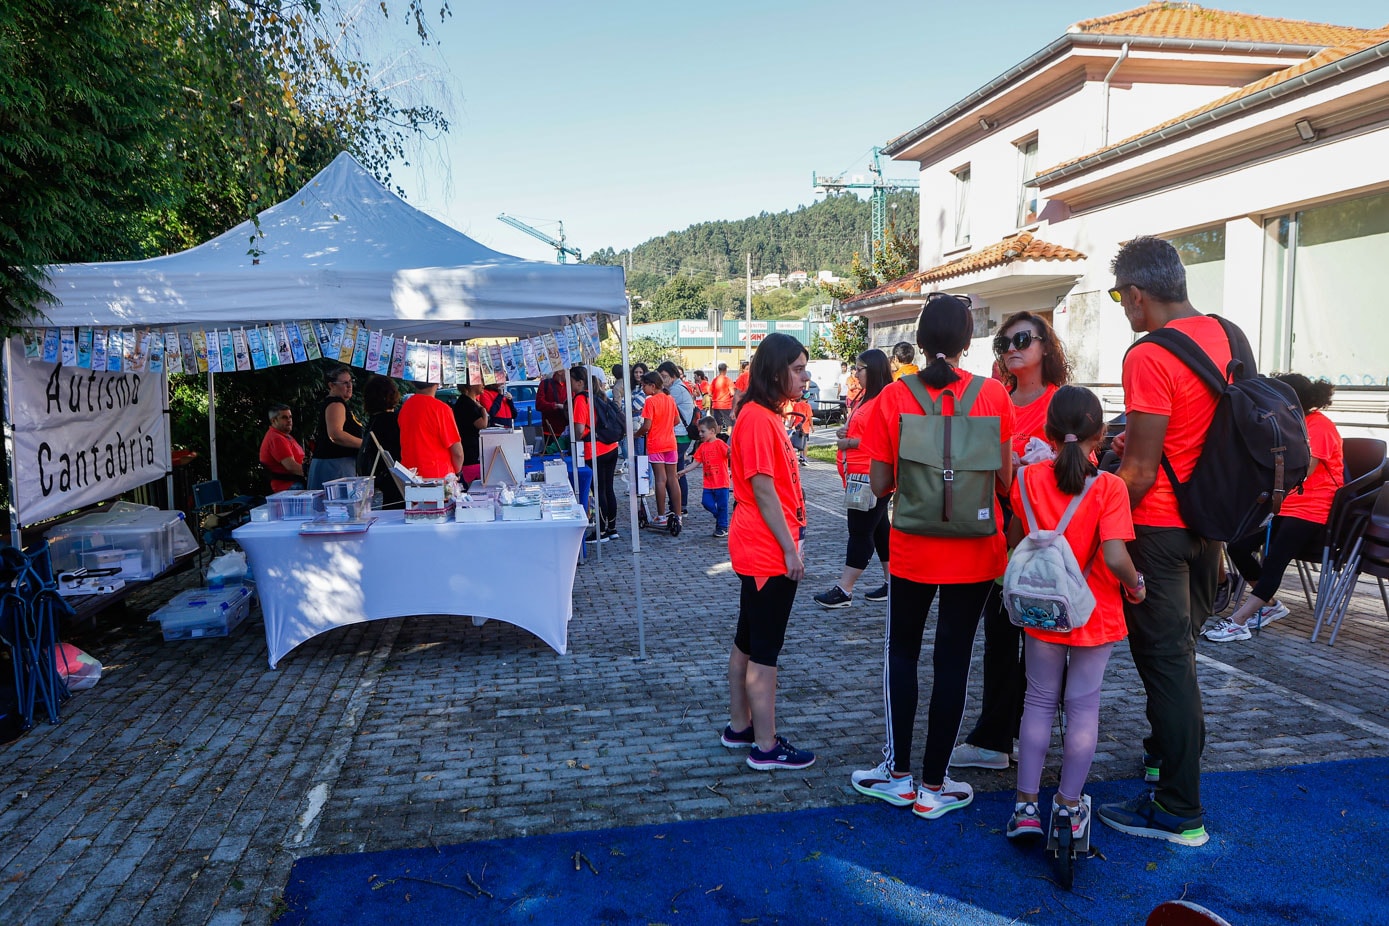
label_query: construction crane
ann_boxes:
[497,214,582,263]
[812,146,919,263]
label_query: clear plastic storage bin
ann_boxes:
[266,489,325,520]
[46,508,186,580]
[154,586,254,640]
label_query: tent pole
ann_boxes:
[588,351,600,563]
[3,338,21,547]
[207,371,218,483]
[163,371,175,510]
[620,312,644,659]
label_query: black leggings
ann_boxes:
[734,574,798,667]
[595,449,619,533]
[883,576,993,785]
[845,493,891,570]
[1227,515,1324,603]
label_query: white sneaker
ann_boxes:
[1250,600,1289,628]
[912,776,973,819]
[1204,617,1251,642]
[949,742,1009,770]
[850,760,916,807]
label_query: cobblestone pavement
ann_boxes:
[4,455,1389,925]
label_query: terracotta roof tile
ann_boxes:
[842,234,1087,307]
[1039,25,1389,178]
[1072,2,1369,47]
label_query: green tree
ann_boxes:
[825,218,920,300]
[812,313,868,363]
[635,275,707,323]
[596,335,682,375]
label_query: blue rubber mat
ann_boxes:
[278,757,1389,925]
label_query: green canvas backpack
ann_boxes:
[893,374,1002,538]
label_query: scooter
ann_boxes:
[1047,794,1092,890]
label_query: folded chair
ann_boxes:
[1315,485,1389,645]
[193,480,255,564]
[1297,438,1385,636]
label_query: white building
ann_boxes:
[845,2,1389,432]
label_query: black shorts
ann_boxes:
[733,573,798,667]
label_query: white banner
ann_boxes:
[6,339,170,527]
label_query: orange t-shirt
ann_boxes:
[734,370,750,393]
[846,373,864,405]
[790,400,813,435]
[398,393,461,479]
[641,391,678,454]
[838,393,880,484]
[710,375,734,410]
[1280,409,1342,523]
[572,393,618,461]
[730,402,805,578]
[692,438,731,490]
[1122,315,1233,528]
[1011,383,1058,456]
[1010,462,1135,647]
[860,371,1016,584]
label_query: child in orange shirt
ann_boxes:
[678,417,732,537]
[636,371,683,535]
[1004,386,1145,845]
[786,395,813,465]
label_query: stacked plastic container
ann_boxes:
[152,586,254,641]
[45,507,190,580]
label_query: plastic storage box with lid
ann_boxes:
[321,476,374,521]
[45,508,187,580]
[266,489,325,520]
[153,586,254,640]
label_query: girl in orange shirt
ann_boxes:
[849,293,1016,820]
[722,333,815,771]
[1004,385,1144,845]
[636,371,682,535]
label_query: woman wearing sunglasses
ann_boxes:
[950,311,1073,774]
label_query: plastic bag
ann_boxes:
[205,550,250,587]
[1020,436,1058,465]
[55,643,103,691]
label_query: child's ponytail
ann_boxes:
[1044,385,1103,495]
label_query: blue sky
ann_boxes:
[382,1,1387,266]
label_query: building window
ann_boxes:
[953,166,971,247]
[1016,138,1039,227]
[1169,226,1226,313]
[1262,189,1389,383]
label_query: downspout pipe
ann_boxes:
[1101,42,1130,146]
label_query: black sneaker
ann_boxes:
[1096,791,1208,846]
[668,515,681,537]
[720,724,755,748]
[602,528,620,541]
[864,583,889,602]
[746,735,815,770]
[712,527,729,538]
[814,585,852,609]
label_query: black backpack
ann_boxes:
[593,392,626,444]
[1129,315,1308,542]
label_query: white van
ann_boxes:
[805,359,844,400]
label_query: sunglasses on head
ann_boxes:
[993,330,1043,354]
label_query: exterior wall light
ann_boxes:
[1295,119,1317,142]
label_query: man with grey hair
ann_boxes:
[258,403,305,493]
[1098,235,1253,848]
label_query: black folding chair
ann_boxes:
[193,481,255,564]
[1301,439,1386,639]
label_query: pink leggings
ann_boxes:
[1016,638,1114,803]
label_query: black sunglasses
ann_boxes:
[925,291,972,308]
[993,330,1044,354]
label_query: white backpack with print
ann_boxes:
[1001,470,1097,633]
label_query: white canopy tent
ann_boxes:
[8,152,649,656]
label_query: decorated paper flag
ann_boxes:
[287,322,308,363]
[519,339,539,378]
[365,330,383,372]
[327,321,345,360]
[448,344,465,384]
[484,345,503,382]
[426,343,442,384]
[466,345,482,385]
[23,329,42,360]
[179,332,196,374]
[58,327,77,366]
[477,344,496,384]
[147,331,164,374]
[542,332,562,371]
[163,329,182,374]
[376,335,395,375]
[301,322,322,361]
[260,326,278,367]
[335,324,356,364]
[272,323,292,366]
[247,326,267,369]
[191,330,208,373]
[205,330,222,373]
[217,330,234,372]
[76,328,93,369]
[42,328,59,363]
[92,329,108,371]
[350,327,370,369]
[389,336,407,378]
[233,329,251,371]
[106,330,123,371]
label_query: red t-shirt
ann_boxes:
[730,402,805,578]
[572,393,618,461]
[398,394,461,479]
[259,427,305,493]
[734,370,750,393]
[710,375,734,410]
[692,438,731,490]
[1280,409,1342,523]
[1010,462,1135,647]
[860,371,1016,584]
[1011,383,1058,457]
[1122,315,1233,528]
[641,391,678,454]
[1016,460,1133,649]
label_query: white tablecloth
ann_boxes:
[234,510,587,667]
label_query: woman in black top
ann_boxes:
[453,383,490,484]
[357,375,403,506]
[308,366,364,489]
